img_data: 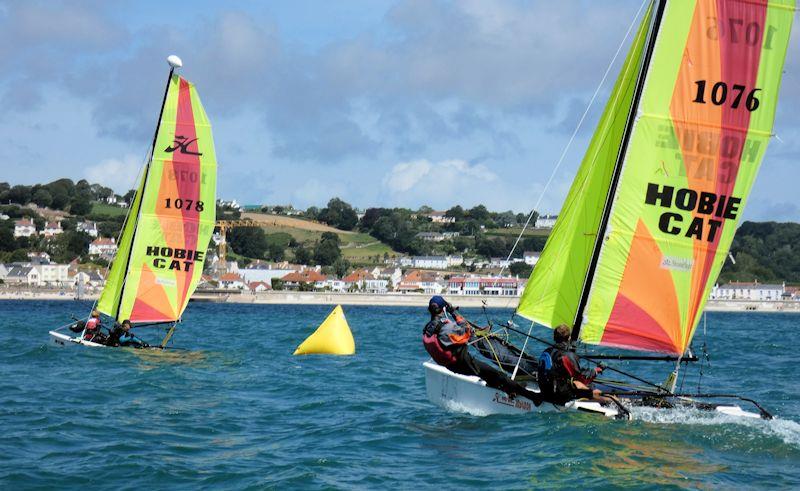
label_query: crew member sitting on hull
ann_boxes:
[538,324,608,405]
[423,296,542,405]
[106,320,148,348]
[83,310,104,342]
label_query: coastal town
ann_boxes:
[1,187,798,311]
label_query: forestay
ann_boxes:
[97,75,217,323]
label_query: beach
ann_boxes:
[3,287,800,312]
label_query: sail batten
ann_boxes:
[97,72,217,324]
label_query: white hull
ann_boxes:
[424,360,766,420]
[423,360,618,417]
[49,330,106,348]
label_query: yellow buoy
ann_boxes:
[293,305,355,355]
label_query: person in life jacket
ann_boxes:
[83,310,103,342]
[106,320,148,348]
[537,324,607,405]
[423,295,542,405]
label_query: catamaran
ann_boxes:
[50,55,217,350]
[425,0,795,419]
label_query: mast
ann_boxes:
[570,0,667,342]
[113,55,182,322]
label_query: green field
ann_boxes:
[257,225,398,262]
[484,227,550,238]
[90,202,128,217]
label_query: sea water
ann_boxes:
[1,300,799,489]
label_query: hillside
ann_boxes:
[719,221,800,284]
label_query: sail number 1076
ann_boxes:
[693,81,760,111]
[164,198,204,211]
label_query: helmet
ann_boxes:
[428,295,447,315]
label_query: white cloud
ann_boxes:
[84,154,144,194]
[382,158,502,208]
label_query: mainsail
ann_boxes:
[518,0,794,355]
[97,73,217,323]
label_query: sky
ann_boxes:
[0,0,798,220]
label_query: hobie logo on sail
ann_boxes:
[645,183,741,242]
[146,246,205,271]
[165,135,202,156]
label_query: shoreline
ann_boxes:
[2,289,800,312]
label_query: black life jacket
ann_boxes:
[537,346,571,398]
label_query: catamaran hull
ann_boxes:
[423,360,619,418]
[424,361,765,420]
[49,330,106,348]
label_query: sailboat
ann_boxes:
[425,0,795,419]
[50,55,217,349]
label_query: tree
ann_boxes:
[314,233,342,266]
[266,242,285,261]
[332,258,351,277]
[509,261,533,277]
[445,205,465,221]
[305,206,320,220]
[98,221,122,238]
[32,189,53,208]
[318,198,358,231]
[229,227,268,258]
[7,185,31,205]
[467,204,490,221]
[293,244,312,264]
[123,189,137,205]
[69,198,92,216]
[0,227,15,252]
[271,278,285,290]
[50,231,92,263]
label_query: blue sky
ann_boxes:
[0,0,798,220]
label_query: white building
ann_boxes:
[5,266,40,286]
[711,281,785,301]
[426,211,455,223]
[523,251,541,266]
[535,214,558,228]
[77,221,99,237]
[42,221,63,237]
[89,238,117,256]
[219,273,245,290]
[447,276,525,297]
[34,263,70,287]
[239,262,300,284]
[14,219,36,238]
[400,256,451,270]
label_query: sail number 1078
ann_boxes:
[693,81,760,111]
[164,198,204,211]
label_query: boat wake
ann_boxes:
[629,406,800,447]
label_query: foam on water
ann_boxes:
[630,405,800,447]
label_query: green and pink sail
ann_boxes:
[518,0,794,355]
[98,74,217,323]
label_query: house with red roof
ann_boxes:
[281,270,327,290]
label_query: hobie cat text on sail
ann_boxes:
[645,183,741,242]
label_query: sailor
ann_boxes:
[107,320,148,348]
[537,324,606,404]
[423,295,542,405]
[83,310,103,342]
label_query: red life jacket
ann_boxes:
[423,332,458,367]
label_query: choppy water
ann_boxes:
[2,300,799,489]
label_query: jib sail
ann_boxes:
[97,74,217,323]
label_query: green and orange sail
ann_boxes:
[519,0,794,355]
[97,73,217,323]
